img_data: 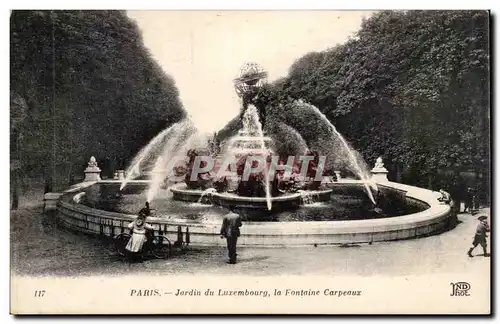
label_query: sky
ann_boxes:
[127,10,375,133]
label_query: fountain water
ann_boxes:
[145,120,200,203]
[277,122,309,156]
[298,190,315,205]
[120,124,181,191]
[295,100,377,204]
[240,105,272,210]
[197,188,217,203]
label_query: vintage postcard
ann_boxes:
[9,9,491,315]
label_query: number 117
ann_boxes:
[34,290,45,297]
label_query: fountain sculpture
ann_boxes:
[119,62,378,214]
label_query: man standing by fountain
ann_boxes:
[220,207,243,264]
[139,201,152,216]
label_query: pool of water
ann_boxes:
[79,183,424,223]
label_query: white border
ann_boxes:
[3,0,498,10]
[3,1,497,323]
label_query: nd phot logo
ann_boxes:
[450,282,471,297]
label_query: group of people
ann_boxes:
[438,189,490,258]
[123,201,243,264]
[440,186,479,213]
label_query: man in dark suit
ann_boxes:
[220,207,243,264]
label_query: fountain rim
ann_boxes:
[52,180,453,246]
[228,135,274,142]
[57,180,449,228]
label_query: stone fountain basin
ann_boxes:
[211,191,302,210]
[52,180,454,247]
[169,183,333,210]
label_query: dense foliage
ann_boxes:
[263,10,489,200]
[10,10,186,187]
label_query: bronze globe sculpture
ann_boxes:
[233,62,269,128]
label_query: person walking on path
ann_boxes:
[464,187,474,214]
[220,207,243,264]
[467,215,490,257]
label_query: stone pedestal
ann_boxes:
[44,192,63,212]
[371,169,389,182]
[84,169,101,182]
[117,170,126,180]
[84,156,101,182]
[371,157,389,182]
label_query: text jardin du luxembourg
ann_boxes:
[172,288,362,297]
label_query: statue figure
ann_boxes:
[371,156,388,182]
[88,156,98,168]
[374,157,384,169]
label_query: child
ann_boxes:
[125,212,153,261]
[467,215,490,257]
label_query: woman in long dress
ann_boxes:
[125,213,153,260]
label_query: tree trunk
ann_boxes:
[11,171,19,210]
[67,96,74,185]
[44,174,53,194]
[396,162,403,183]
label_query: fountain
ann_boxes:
[156,63,341,214]
[51,62,455,246]
[116,62,379,215]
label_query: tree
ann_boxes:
[10,10,186,192]
[265,10,489,199]
[10,91,28,209]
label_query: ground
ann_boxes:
[10,189,490,278]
